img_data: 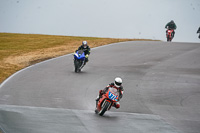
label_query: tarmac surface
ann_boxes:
[0,41,200,133]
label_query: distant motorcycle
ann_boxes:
[95,87,119,116]
[74,50,85,72]
[166,29,174,42]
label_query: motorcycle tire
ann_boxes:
[74,60,79,73]
[98,101,111,116]
[167,36,171,42]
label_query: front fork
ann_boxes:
[98,99,112,111]
[79,60,85,69]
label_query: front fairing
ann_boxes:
[168,30,173,33]
[167,29,173,34]
[74,50,85,60]
[166,29,173,38]
[106,87,119,102]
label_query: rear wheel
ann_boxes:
[98,101,111,116]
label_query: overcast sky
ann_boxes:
[0,0,200,42]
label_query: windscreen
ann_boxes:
[109,87,119,96]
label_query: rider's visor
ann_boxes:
[115,81,122,86]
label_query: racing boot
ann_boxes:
[95,96,99,105]
[95,91,103,113]
[113,102,120,109]
[95,96,99,114]
[96,90,104,101]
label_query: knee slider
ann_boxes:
[115,102,120,109]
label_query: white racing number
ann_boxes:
[108,91,117,101]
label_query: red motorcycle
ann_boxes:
[95,87,119,116]
[166,29,174,42]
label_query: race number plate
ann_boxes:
[108,91,118,101]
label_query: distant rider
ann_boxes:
[96,77,124,109]
[165,20,177,38]
[76,41,91,65]
[197,27,200,39]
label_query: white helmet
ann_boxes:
[114,77,122,87]
[82,41,87,48]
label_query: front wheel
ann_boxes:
[167,36,171,42]
[98,101,111,116]
[74,60,79,72]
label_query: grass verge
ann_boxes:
[0,33,157,83]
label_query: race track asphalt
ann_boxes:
[0,41,200,133]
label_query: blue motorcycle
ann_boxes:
[74,50,85,72]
